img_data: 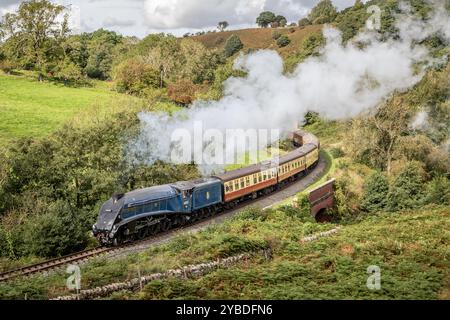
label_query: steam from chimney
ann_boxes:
[128,0,450,174]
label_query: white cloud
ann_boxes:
[144,0,356,30]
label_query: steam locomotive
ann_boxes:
[93,130,320,246]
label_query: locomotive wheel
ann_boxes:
[148,224,160,235]
[160,219,172,232]
[137,227,148,240]
[178,215,188,226]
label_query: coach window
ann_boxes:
[234,180,239,190]
[263,172,267,180]
[258,173,262,183]
[206,192,210,200]
[246,176,250,186]
[253,174,258,184]
[240,178,245,188]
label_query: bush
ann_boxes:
[424,176,450,206]
[223,35,244,57]
[329,147,344,159]
[387,162,426,211]
[308,0,337,24]
[276,35,291,48]
[114,58,160,95]
[298,18,311,27]
[272,31,281,40]
[360,172,389,213]
[21,201,89,258]
[167,79,199,106]
[0,59,15,74]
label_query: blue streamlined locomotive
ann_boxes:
[93,130,320,246]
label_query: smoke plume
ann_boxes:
[129,1,450,174]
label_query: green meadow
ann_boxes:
[0,72,140,145]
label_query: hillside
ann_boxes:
[0,203,447,300]
[0,72,141,146]
[193,25,324,57]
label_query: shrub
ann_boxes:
[424,176,450,206]
[298,18,311,27]
[223,34,244,57]
[387,162,426,211]
[308,0,337,24]
[272,31,281,40]
[277,35,291,48]
[114,58,160,95]
[167,79,199,106]
[0,59,15,74]
[360,172,389,213]
[21,201,89,258]
[329,147,344,159]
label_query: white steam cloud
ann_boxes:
[130,1,450,175]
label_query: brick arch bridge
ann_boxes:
[309,179,336,222]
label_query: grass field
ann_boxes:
[0,72,140,145]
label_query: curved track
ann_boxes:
[0,154,327,283]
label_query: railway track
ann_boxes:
[0,155,327,283]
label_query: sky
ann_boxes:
[0,0,361,38]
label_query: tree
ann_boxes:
[298,17,311,27]
[360,172,389,212]
[84,29,123,80]
[167,79,200,106]
[424,176,450,206]
[276,35,291,47]
[275,15,287,27]
[54,59,84,85]
[223,34,243,57]
[386,162,426,211]
[308,0,337,24]
[114,57,160,95]
[0,0,69,80]
[218,21,229,32]
[348,97,411,175]
[256,11,276,28]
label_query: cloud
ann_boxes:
[103,16,136,28]
[143,0,355,29]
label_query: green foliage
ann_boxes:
[276,35,291,48]
[298,18,311,27]
[0,102,199,258]
[114,57,160,95]
[272,31,281,40]
[424,176,450,206]
[256,11,276,28]
[335,0,368,42]
[308,0,337,24]
[84,29,123,80]
[21,201,89,258]
[387,162,426,211]
[329,147,344,159]
[274,15,287,27]
[53,59,85,86]
[360,172,389,213]
[284,32,325,72]
[0,0,69,78]
[223,34,244,58]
